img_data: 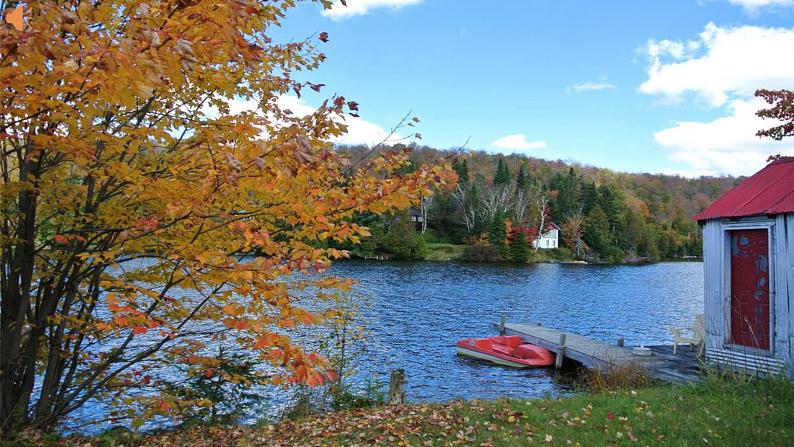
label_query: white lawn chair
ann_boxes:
[671,314,705,355]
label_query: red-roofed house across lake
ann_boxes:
[694,157,794,377]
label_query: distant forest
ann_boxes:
[338,145,741,263]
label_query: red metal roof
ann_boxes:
[694,157,794,222]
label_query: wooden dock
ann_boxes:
[496,322,703,384]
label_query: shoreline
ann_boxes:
[345,254,704,266]
[54,377,794,446]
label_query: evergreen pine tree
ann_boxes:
[494,158,503,184]
[581,181,598,214]
[583,206,611,257]
[549,168,580,221]
[510,231,531,263]
[493,158,512,185]
[516,164,529,190]
[488,210,509,258]
[454,159,469,185]
[596,184,622,224]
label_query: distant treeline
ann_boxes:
[336,145,741,263]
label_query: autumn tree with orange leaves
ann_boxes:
[0,0,453,434]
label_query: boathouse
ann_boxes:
[694,157,794,377]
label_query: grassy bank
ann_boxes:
[425,243,466,261]
[44,376,794,447]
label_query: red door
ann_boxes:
[730,229,770,350]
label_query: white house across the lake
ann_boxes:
[533,222,560,249]
[694,157,794,378]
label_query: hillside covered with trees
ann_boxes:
[340,146,742,264]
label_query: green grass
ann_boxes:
[424,243,466,261]
[49,376,794,446]
[438,377,794,446]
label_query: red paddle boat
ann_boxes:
[456,335,554,368]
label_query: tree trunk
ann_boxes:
[534,196,548,252]
[1,156,40,432]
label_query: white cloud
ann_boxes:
[217,95,403,147]
[640,23,794,107]
[279,95,405,146]
[725,0,794,11]
[337,115,405,146]
[640,23,794,176]
[322,0,422,19]
[654,98,794,177]
[570,81,616,93]
[490,134,547,153]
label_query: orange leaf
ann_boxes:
[113,316,128,326]
[306,373,323,387]
[326,370,338,382]
[254,336,270,349]
[300,312,317,324]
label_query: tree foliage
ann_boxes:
[583,207,611,258]
[493,158,512,186]
[0,0,453,433]
[509,231,530,263]
[487,210,509,259]
[382,212,426,261]
[453,159,469,185]
[515,164,529,191]
[755,89,794,141]
[163,346,267,426]
[336,144,723,263]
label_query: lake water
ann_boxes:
[328,260,704,403]
[67,260,704,432]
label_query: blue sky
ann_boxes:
[268,0,794,177]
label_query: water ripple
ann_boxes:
[331,261,704,403]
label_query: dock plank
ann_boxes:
[495,322,703,384]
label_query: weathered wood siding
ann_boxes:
[705,347,786,374]
[702,215,794,377]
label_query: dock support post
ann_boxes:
[617,337,624,347]
[555,333,567,370]
[499,312,506,335]
[388,369,406,405]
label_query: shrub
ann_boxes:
[461,244,503,262]
[163,347,268,426]
[281,386,323,421]
[550,246,573,260]
[329,379,386,411]
[279,380,386,420]
[383,213,426,260]
[580,362,655,393]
